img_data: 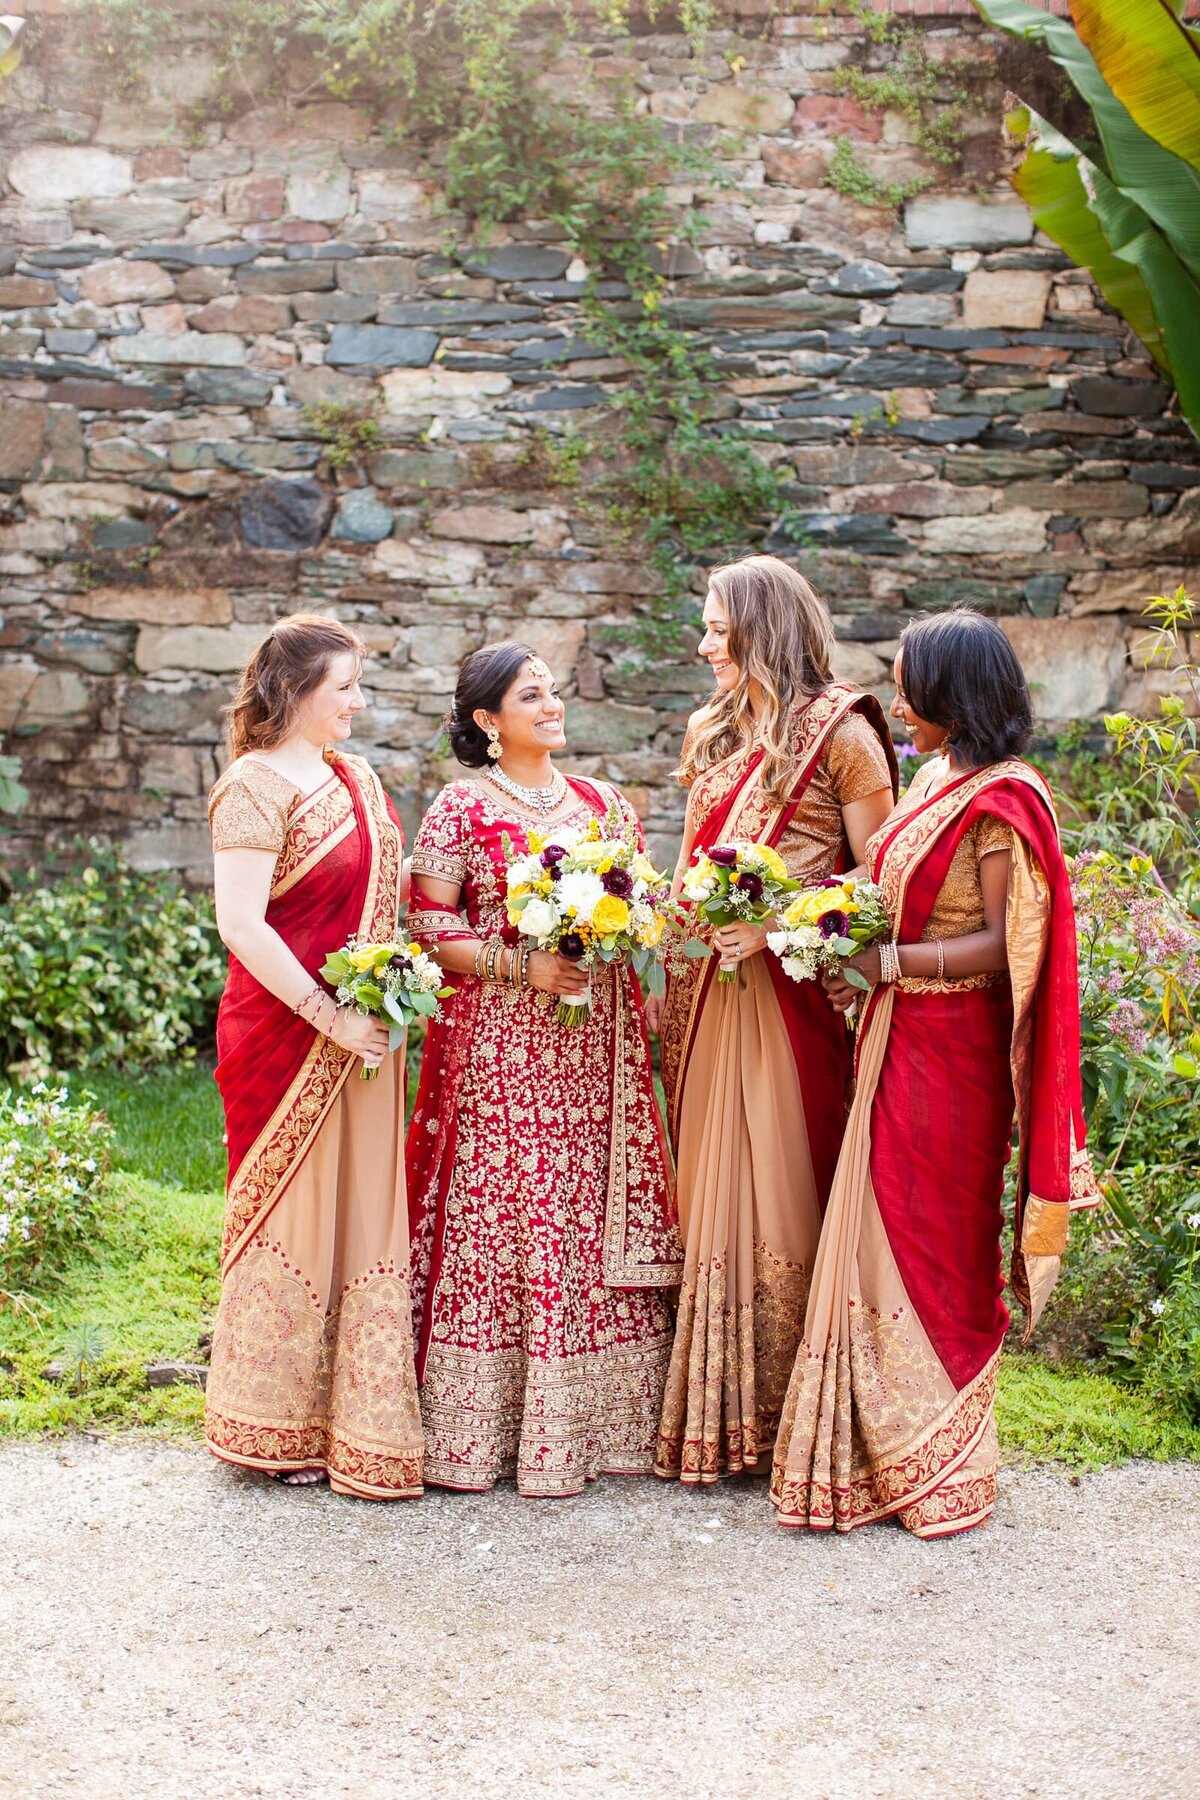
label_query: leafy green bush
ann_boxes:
[0,1083,113,1302]
[0,845,224,1080]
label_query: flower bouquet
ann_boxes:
[320,937,452,1079]
[766,876,892,993]
[503,807,672,1026]
[680,841,800,982]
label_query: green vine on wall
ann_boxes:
[70,0,784,618]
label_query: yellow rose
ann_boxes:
[752,843,788,882]
[633,854,659,883]
[349,946,381,972]
[639,911,665,947]
[592,893,631,937]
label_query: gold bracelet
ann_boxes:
[936,939,945,982]
[878,940,900,985]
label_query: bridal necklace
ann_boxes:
[486,762,568,818]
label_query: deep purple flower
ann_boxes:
[734,871,764,903]
[559,932,586,961]
[541,843,566,867]
[820,876,844,889]
[818,909,849,939]
[602,866,634,899]
[709,845,739,868]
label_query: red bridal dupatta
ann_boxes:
[770,758,1099,1537]
[214,754,400,1272]
[655,686,898,1481]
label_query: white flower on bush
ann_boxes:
[517,895,560,940]
[1151,1296,1167,1316]
[556,869,605,925]
[0,1213,9,1243]
[1187,1212,1200,1232]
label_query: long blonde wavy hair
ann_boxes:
[678,555,835,806]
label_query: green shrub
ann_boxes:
[0,844,224,1080]
[0,1083,113,1302]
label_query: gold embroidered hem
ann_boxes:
[419,1337,673,1497]
[205,1412,424,1499]
[896,971,1003,995]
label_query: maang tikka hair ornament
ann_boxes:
[526,657,552,681]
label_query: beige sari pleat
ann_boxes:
[656,956,819,1481]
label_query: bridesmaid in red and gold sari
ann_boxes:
[771,609,1098,1538]
[204,615,424,1499]
[651,556,897,1484]
[405,642,682,1497]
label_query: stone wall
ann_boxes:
[2,1,1199,871]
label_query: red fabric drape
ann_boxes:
[215,763,373,1205]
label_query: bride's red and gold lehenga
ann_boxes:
[655,685,897,1483]
[204,752,424,1499]
[770,755,1099,1537]
[405,773,682,1497]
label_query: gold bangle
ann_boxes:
[936,939,945,981]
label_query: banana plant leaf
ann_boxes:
[1009,104,1200,438]
[973,0,1200,282]
[1072,0,1200,175]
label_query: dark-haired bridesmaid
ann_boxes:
[403,641,682,1496]
[771,608,1098,1538]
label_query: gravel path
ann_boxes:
[3,1439,1198,1800]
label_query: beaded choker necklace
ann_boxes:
[486,764,568,818]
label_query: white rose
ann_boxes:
[507,853,545,888]
[682,871,716,902]
[517,895,559,940]
[556,869,605,924]
[782,954,817,983]
[766,931,788,955]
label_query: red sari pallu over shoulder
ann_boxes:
[404,772,682,1498]
[655,686,898,1483]
[769,757,1099,1539]
[204,752,425,1500]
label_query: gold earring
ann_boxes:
[486,724,502,760]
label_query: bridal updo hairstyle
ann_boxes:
[899,608,1033,768]
[226,613,365,760]
[448,640,541,767]
[679,554,835,807]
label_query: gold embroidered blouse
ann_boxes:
[208,758,306,855]
[681,706,895,890]
[871,758,1013,941]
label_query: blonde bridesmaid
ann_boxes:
[650,555,897,1484]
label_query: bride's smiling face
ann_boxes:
[477,659,567,759]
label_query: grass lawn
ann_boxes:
[1,1068,1198,1467]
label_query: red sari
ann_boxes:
[405,772,682,1497]
[204,752,424,1499]
[655,686,897,1481]
[770,757,1099,1537]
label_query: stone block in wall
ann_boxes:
[921,510,1048,554]
[125,678,225,740]
[20,669,93,728]
[847,482,993,518]
[790,445,936,486]
[1070,375,1169,418]
[1004,480,1148,519]
[73,198,191,239]
[240,477,334,550]
[88,437,169,475]
[8,146,132,203]
[1070,568,1185,615]
[1085,491,1200,560]
[404,624,479,666]
[761,141,830,186]
[463,246,572,281]
[961,270,1051,330]
[78,259,177,307]
[428,506,534,544]
[331,489,394,543]
[0,274,56,306]
[111,331,246,368]
[562,699,658,755]
[224,175,286,222]
[124,822,213,875]
[367,448,465,491]
[293,292,378,323]
[337,256,421,296]
[380,367,512,415]
[356,173,426,222]
[373,539,487,585]
[830,641,891,687]
[139,744,211,797]
[904,197,1033,251]
[238,261,336,295]
[286,164,352,223]
[0,401,81,480]
[135,623,266,675]
[0,660,38,731]
[69,586,233,626]
[693,86,795,132]
[23,481,143,521]
[327,325,439,368]
[190,294,293,333]
[1002,616,1126,719]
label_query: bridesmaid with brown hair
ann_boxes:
[204,614,424,1499]
[650,556,897,1485]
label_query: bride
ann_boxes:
[403,640,683,1497]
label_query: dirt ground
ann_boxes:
[2,1439,1198,1800]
